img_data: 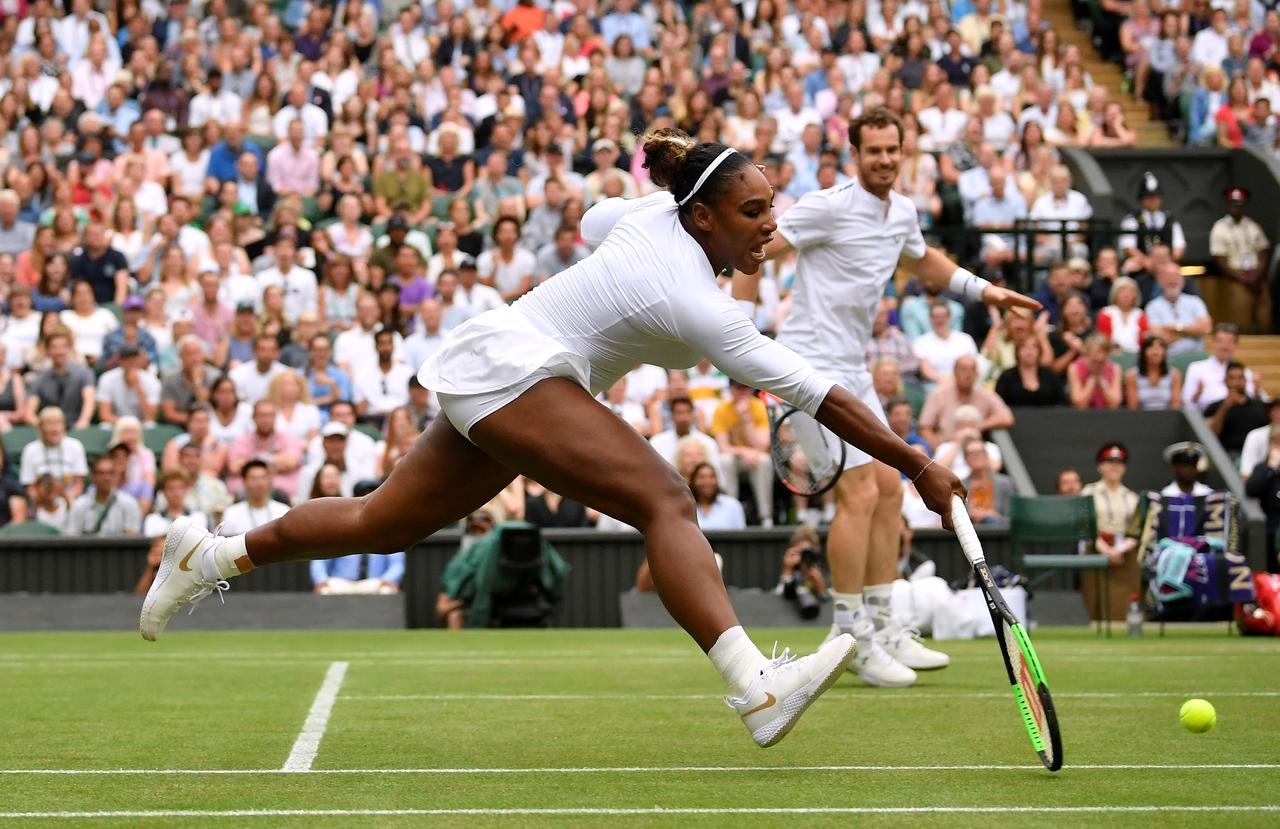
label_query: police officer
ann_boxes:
[1119,172,1186,275]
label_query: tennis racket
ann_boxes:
[760,392,846,497]
[951,495,1063,772]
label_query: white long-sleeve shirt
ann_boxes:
[421,192,835,418]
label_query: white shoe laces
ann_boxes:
[183,528,231,616]
[727,643,795,708]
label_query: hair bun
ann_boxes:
[640,127,695,189]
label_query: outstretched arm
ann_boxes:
[902,247,1043,314]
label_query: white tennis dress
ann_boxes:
[776,178,927,469]
[419,191,835,439]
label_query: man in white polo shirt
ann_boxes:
[734,106,1039,687]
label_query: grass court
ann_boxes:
[0,626,1277,827]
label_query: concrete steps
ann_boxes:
[1044,1,1176,147]
[1235,335,1280,398]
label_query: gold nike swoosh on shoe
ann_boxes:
[743,692,777,716]
[178,547,197,572]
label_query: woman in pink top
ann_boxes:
[1069,334,1123,409]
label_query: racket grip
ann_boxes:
[951,494,985,566]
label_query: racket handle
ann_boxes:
[951,494,985,566]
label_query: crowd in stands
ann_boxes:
[0,0,1273,548]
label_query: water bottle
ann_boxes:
[1126,593,1144,638]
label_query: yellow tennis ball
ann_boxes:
[1179,699,1216,733]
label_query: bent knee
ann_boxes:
[632,468,698,528]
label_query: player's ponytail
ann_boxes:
[641,127,750,212]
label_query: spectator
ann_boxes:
[69,221,130,305]
[65,453,141,537]
[1244,427,1280,570]
[2,287,42,369]
[1205,361,1270,457]
[267,370,321,446]
[912,302,981,388]
[1057,467,1084,495]
[1029,165,1093,263]
[995,336,1066,407]
[534,224,589,284]
[354,330,415,423]
[524,479,592,528]
[227,399,303,500]
[1081,441,1141,620]
[1240,400,1280,476]
[334,292,402,376]
[1214,76,1253,149]
[650,395,721,472]
[961,437,1012,526]
[100,295,159,370]
[306,400,379,483]
[478,217,537,303]
[1145,262,1212,357]
[107,417,157,512]
[690,461,747,531]
[1124,333,1183,411]
[298,422,359,502]
[160,335,221,427]
[30,472,70,533]
[59,280,120,367]
[1209,186,1272,335]
[258,236,318,326]
[886,396,933,456]
[1183,323,1258,410]
[373,136,433,225]
[918,355,1015,446]
[229,334,288,405]
[24,332,95,429]
[454,258,505,318]
[1068,334,1123,410]
[981,307,1052,384]
[865,302,921,381]
[711,379,774,526]
[971,168,1028,272]
[899,285,965,341]
[220,458,291,536]
[161,405,228,479]
[1160,441,1213,497]
[0,190,36,257]
[1096,276,1148,354]
[0,342,28,430]
[96,343,161,425]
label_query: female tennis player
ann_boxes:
[141,128,965,749]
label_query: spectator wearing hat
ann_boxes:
[370,214,433,278]
[97,342,160,425]
[1205,361,1270,458]
[1145,260,1213,357]
[297,420,360,503]
[1209,186,1272,334]
[100,295,159,369]
[1096,276,1148,354]
[584,139,637,205]
[1183,323,1259,410]
[66,454,141,538]
[1081,442,1141,620]
[1161,442,1213,497]
[1118,172,1186,275]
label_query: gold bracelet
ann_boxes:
[912,458,936,483]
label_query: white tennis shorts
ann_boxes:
[786,369,886,473]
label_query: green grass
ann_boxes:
[0,626,1277,827]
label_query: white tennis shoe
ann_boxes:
[727,633,855,748]
[877,618,951,670]
[824,617,918,688]
[139,517,231,641]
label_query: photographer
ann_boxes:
[777,525,829,620]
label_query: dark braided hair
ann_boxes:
[640,127,753,212]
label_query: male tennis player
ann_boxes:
[734,106,1040,686]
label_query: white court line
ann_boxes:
[2,763,1278,775]
[2,805,1278,819]
[340,690,1280,702]
[280,661,347,772]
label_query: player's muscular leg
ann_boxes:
[864,460,906,587]
[471,378,739,651]
[245,417,516,565]
[827,464,877,594]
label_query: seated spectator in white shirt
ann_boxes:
[917,84,969,151]
[96,343,161,425]
[219,459,291,536]
[690,461,747,531]
[297,424,361,503]
[305,400,380,483]
[229,335,288,405]
[402,300,446,371]
[66,454,141,537]
[354,330,416,424]
[1182,323,1257,410]
[912,302,981,388]
[453,258,505,318]
[1029,165,1093,261]
[333,293,403,377]
[477,217,538,303]
[932,409,1004,481]
[1239,399,1280,475]
[649,395,722,471]
[20,407,88,502]
[1145,261,1212,357]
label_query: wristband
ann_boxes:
[948,267,991,303]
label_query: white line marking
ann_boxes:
[339,690,1280,702]
[2,763,1278,775]
[280,661,347,772]
[2,806,1278,819]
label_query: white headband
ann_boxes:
[676,147,739,207]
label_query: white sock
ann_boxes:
[202,534,252,580]
[831,590,862,633]
[708,626,765,697]
[863,583,894,631]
